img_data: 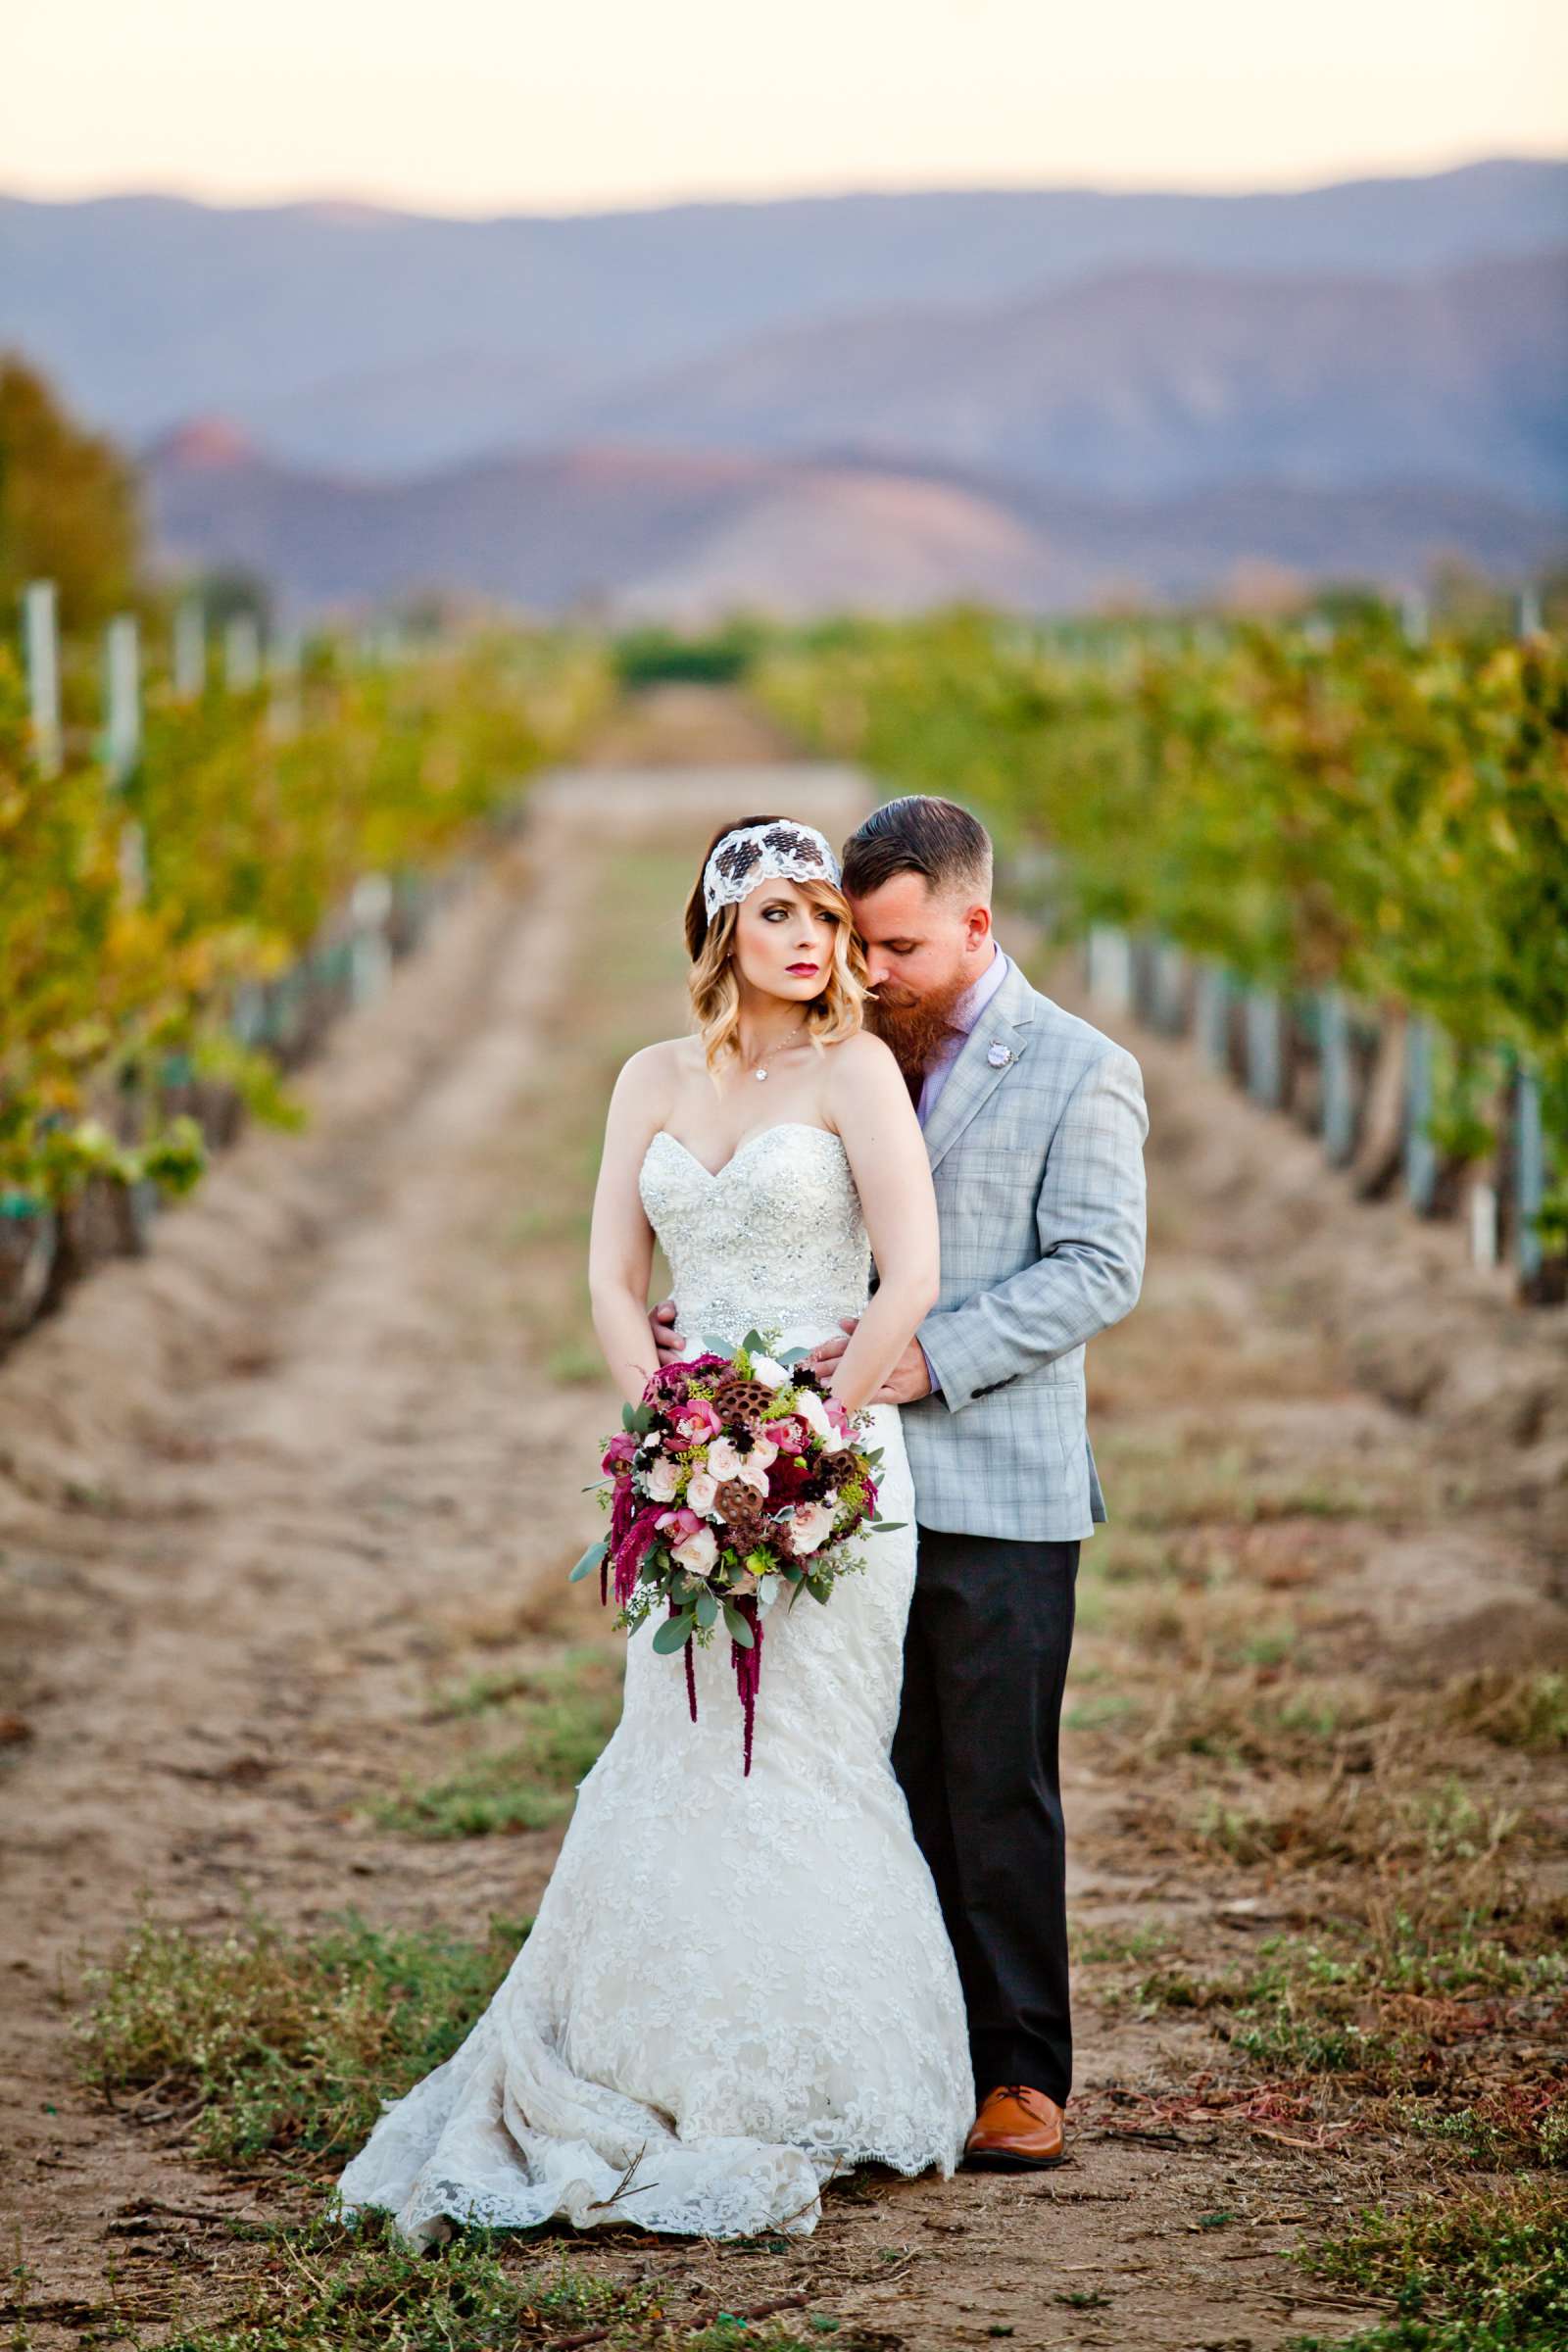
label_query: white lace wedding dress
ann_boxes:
[332,1120,973,2246]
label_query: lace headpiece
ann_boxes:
[702,820,842,920]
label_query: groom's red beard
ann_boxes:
[865,970,971,1084]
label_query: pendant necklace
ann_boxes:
[744,1024,808,1084]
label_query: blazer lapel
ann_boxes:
[920,958,1035,1175]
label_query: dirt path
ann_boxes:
[2,688,1564,2351]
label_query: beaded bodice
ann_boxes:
[638,1122,871,1351]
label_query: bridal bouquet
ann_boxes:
[570,1332,903,1773]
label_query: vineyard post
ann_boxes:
[1402,1015,1439,1214]
[1195,962,1230,1075]
[348,874,394,1005]
[224,612,261,692]
[1514,1066,1545,1291]
[267,625,304,741]
[1086,927,1134,1016]
[104,614,147,904]
[1245,987,1283,1110]
[173,595,206,701]
[1319,988,1354,1164]
[21,580,62,777]
[1152,940,1188,1036]
[1469,1179,1499,1271]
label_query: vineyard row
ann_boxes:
[758,611,1568,1305]
[0,588,611,1345]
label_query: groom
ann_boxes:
[652,793,1148,2169]
[813,794,1148,2170]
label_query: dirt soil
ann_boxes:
[2,685,1564,2351]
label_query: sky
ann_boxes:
[7,0,1566,215]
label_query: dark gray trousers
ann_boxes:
[892,1526,1080,2107]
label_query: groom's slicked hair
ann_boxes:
[841,795,993,904]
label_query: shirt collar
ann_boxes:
[951,940,1008,1037]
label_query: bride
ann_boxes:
[332,815,973,2246]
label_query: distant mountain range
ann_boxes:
[4,157,1565,477]
[575,247,1568,508]
[142,424,1567,623]
[7,157,1567,616]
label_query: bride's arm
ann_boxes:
[820,1035,940,1412]
[588,1047,669,1406]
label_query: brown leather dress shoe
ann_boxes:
[963,2083,1066,2169]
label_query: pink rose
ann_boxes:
[685,1468,718,1514]
[643,1451,680,1502]
[670,1522,718,1576]
[786,1499,835,1556]
[706,1435,744,1481]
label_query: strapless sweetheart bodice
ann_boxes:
[637,1121,871,1352]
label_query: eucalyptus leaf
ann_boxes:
[869,1517,908,1533]
[568,1540,608,1583]
[695,1588,719,1629]
[722,1600,756,1648]
[652,1612,696,1654]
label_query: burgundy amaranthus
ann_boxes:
[729,1592,763,1773]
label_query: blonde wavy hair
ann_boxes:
[683,813,868,1077]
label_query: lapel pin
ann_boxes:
[987,1040,1013,1068]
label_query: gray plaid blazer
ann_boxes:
[901,956,1149,1542]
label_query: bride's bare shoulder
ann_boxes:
[824,1030,903,1084]
[612,1036,702,1101]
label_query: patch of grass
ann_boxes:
[1443,1670,1568,1755]
[1063,1690,1140,1733]
[1072,1919,1174,1968]
[1186,1766,1527,1877]
[1388,2082,1568,2172]
[111,2210,659,2350]
[1127,1674,1366,1770]
[73,1905,529,2170]
[1212,1919,1560,2107]
[1288,2180,1568,2351]
[370,1650,623,1838]
[1115,1915,1566,2116]
[1411,1778,1521,1865]
[428,1643,614,1721]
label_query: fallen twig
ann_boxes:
[1249,2123,1355,2154]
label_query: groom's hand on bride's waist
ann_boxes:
[808,1317,934,1406]
[650,1298,687,1366]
